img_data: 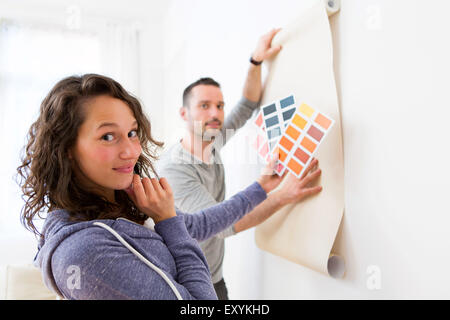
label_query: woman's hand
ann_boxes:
[124,174,176,224]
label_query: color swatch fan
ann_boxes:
[252,95,297,170]
[273,102,334,178]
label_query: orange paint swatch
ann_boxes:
[292,114,307,130]
[274,147,287,162]
[294,147,310,164]
[286,125,300,141]
[315,113,332,130]
[279,136,294,151]
[278,149,287,162]
[300,136,317,153]
[288,158,303,175]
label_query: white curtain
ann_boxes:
[0,17,142,262]
[0,19,103,238]
[99,22,141,96]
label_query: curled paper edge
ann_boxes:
[327,253,345,278]
[325,0,340,17]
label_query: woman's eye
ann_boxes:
[101,129,137,142]
[128,130,138,138]
[102,133,114,141]
[201,104,208,109]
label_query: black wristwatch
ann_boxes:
[250,57,263,66]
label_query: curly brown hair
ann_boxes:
[16,74,163,236]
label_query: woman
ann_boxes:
[17,74,321,300]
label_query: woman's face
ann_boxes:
[70,95,142,202]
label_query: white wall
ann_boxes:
[161,0,450,299]
[328,0,450,299]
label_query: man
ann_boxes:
[157,29,323,299]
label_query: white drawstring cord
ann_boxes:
[93,222,183,300]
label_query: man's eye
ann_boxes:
[201,104,208,109]
[218,105,224,110]
[102,133,114,141]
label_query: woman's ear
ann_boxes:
[68,149,73,160]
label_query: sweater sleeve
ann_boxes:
[51,217,217,300]
[154,216,218,299]
[158,162,248,239]
[178,181,267,242]
[221,96,260,146]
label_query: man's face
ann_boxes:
[182,84,225,139]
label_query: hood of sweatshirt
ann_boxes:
[34,209,165,299]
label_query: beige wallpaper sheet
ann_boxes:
[255,0,345,278]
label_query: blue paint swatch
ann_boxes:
[263,104,276,116]
[268,127,281,139]
[282,108,296,121]
[265,115,279,128]
[280,95,295,109]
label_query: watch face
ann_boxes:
[250,57,262,65]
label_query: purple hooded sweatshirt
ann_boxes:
[33,182,267,300]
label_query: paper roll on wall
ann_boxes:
[255,0,345,278]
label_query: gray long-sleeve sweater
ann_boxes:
[34,182,266,300]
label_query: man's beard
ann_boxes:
[202,128,221,141]
[193,119,223,141]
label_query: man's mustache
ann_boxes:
[205,118,222,126]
